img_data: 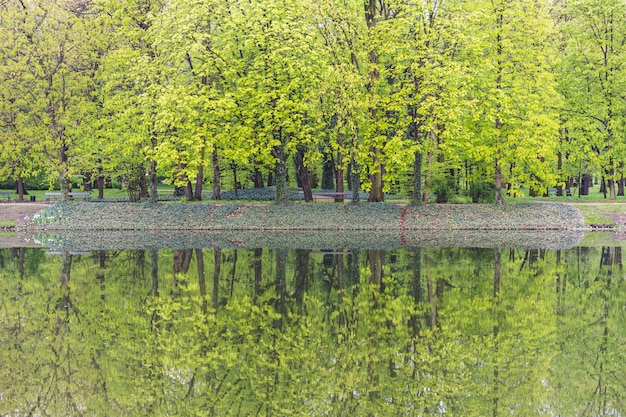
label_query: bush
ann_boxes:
[431,178,454,203]
[469,181,495,203]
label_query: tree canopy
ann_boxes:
[1,0,624,201]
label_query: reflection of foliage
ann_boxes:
[1,246,626,415]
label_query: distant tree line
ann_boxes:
[1,0,625,202]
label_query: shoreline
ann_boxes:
[20,201,585,231]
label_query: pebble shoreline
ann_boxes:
[21,201,585,231]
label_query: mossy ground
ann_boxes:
[12,201,588,250]
[24,201,584,231]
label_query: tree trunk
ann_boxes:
[365,0,385,204]
[149,160,158,203]
[555,151,563,196]
[96,160,105,200]
[212,148,221,200]
[60,143,70,201]
[231,162,239,198]
[423,151,433,202]
[184,181,193,201]
[495,158,504,204]
[194,162,204,201]
[350,158,361,204]
[83,172,93,192]
[335,151,345,202]
[368,154,384,202]
[272,138,289,204]
[322,158,335,190]
[253,166,264,188]
[294,146,313,202]
[412,151,423,205]
[16,177,25,201]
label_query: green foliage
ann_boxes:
[469,181,496,204]
[0,0,624,204]
[431,177,453,203]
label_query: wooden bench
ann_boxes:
[311,191,354,202]
[0,191,13,201]
[546,188,572,197]
[45,191,91,201]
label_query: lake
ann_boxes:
[1,232,625,416]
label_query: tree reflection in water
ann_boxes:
[0,245,625,416]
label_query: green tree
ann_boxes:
[218,0,324,203]
[557,0,626,199]
[462,0,561,203]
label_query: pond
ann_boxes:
[1,234,625,416]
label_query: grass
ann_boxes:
[571,204,624,226]
[0,185,178,202]
[504,184,626,203]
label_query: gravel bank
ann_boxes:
[22,201,584,231]
[18,202,585,250]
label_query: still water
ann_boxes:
[1,237,625,416]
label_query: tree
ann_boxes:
[462,0,561,203]
[557,0,626,200]
[0,0,100,200]
[99,0,169,202]
[219,0,324,204]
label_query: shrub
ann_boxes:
[431,178,454,203]
[469,180,495,203]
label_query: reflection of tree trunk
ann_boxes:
[493,248,502,417]
[213,248,221,310]
[18,247,25,279]
[196,249,207,314]
[556,250,562,316]
[410,248,423,381]
[349,250,361,287]
[59,252,72,317]
[593,246,613,415]
[294,249,310,307]
[61,252,72,286]
[254,248,262,298]
[133,250,145,281]
[426,277,436,329]
[274,250,288,328]
[369,250,384,290]
[229,250,238,301]
[97,250,106,301]
[337,252,345,327]
[150,249,159,297]
[173,249,193,295]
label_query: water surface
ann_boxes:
[1,240,624,416]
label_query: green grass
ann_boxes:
[0,185,178,201]
[504,184,626,203]
[572,204,625,226]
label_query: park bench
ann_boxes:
[311,191,354,202]
[45,191,91,201]
[0,191,13,201]
[547,188,572,197]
